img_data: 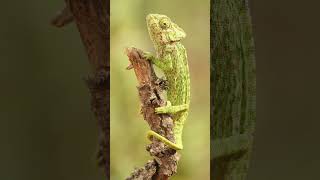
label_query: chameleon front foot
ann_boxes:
[147,130,183,150]
[142,51,154,61]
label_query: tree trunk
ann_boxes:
[211,0,256,179]
[52,0,110,177]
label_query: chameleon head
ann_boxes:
[146,14,186,46]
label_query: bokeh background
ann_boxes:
[248,0,320,179]
[0,1,103,180]
[110,0,210,179]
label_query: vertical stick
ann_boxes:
[52,0,110,177]
[125,48,179,180]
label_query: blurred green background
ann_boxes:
[0,1,103,180]
[110,0,210,179]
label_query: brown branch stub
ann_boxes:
[51,5,74,27]
[69,0,109,70]
[125,47,180,180]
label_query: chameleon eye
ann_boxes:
[159,18,171,29]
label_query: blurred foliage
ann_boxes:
[110,0,210,179]
[0,1,103,180]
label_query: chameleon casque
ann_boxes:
[144,14,190,150]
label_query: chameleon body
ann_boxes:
[144,14,190,150]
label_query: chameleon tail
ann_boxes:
[147,130,183,150]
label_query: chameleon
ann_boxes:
[143,14,190,150]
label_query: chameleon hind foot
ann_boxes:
[155,102,188,114]
[155,101,171,114]
[147,130,183,150]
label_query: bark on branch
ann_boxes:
[211,0,256,179]
[125,47,180,180]
[52,0,109,177]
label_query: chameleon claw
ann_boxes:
[155,101,172,114]
[142,51,154,60]
[155,107,165,114]
[166,101,172,106]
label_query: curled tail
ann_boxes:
[147,130,183,150]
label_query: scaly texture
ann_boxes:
[144,14,190,150]
[211,0,256,179]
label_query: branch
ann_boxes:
[125,47,180,180]
[51,4,73,27]
[52,0,109,177]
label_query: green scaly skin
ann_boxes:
[144,14,190,150]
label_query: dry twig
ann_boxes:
[125,47,180,180]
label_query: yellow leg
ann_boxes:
[155,101,188,114]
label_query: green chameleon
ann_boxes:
[144,14,190,150]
